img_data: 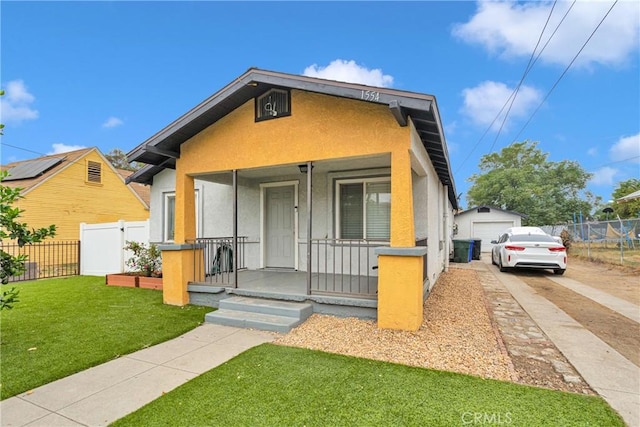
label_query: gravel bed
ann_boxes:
[274,268,516,382]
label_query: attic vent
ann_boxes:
[256,89,291,122]
[477,207,490,213]
[87,161,102,184]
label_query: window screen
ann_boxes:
[337,178,390,240]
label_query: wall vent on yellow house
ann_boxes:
[86,160,102,184]
[255,89,291,122]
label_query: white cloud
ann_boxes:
[587,147,598,156]
[609,133,640,163]
[460,81,542,130]
[0,80,39,124]
[303,60,394,87]
[102,116,124,128]
[589,166,617,186]
[452,1,640,68]
[48,143,87,155]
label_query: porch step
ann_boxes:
[205,296,313,333]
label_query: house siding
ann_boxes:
[15,150,149,241]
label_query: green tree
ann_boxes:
[0,172,57,308]
[466,140,593,226]
[1,91,57,308]
[104,148,142,171]
[612,178,640,219]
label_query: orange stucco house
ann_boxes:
[127,68,458,331]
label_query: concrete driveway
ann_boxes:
[480,257,640,427]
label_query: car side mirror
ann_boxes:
[490,240,497,244]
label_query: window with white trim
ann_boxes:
[163,190,200,242]
[336,177,391,240]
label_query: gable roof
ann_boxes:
[1,148,94,192]
[126,67,458,209]
[117,169,151,207]
[1,147,150,209]
[455,205,527,218]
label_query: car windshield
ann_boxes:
[509,234,556,243]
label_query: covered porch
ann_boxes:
[160,148,433,329]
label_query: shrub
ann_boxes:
[560,230,572,252]
[124,241,162,277]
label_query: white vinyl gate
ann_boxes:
[80,220,150,276]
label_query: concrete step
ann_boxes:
[219,296,313,319]
[205,296,313,333]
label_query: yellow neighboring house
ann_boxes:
[1,147,149,241]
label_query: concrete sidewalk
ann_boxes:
[1,325,276,427]
[483,258,640,427]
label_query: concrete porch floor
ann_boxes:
[199,269,378,298]
[188,269,378,319]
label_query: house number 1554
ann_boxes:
[361,90,380,102]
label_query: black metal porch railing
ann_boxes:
[190,237,247,285]
[309,239,380,297]
[1,240,80,282]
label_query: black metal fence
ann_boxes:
[309,239,379,297]
[2,240,81,282]
[190,237,248,285]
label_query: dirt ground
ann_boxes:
[515,258,640,367]
[563,257,640,305]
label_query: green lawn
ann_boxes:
[113,344,624,427]
[0,276,212,399]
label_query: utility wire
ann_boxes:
[488,0,558,153]
[1,142,53,158]
[592,155,640,169]
[508,0,619,144]
[456,0,575,173]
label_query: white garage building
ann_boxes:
[454,206,526,253]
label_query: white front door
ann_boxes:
[265,185,295,268]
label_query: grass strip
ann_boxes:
[1,276,212,399]
[113,344,624,427]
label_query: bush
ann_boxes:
[124,241,162,277]
[560,230,572,252]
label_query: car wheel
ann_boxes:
[499,257,507,272]
[491,252,497,265]
[554,269,566,275]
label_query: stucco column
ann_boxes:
[390,149,415,246]
[376,247,426,331]
[161,173,197,306]
[376,149,424,331]
[175,174,196,243]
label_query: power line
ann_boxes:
[508,0,619,144]
[489,0,581,154]
[488,0,559,154]
[455,0,575,173]
[592,155,640,169]
[1,142,52,158]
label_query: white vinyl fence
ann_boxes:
[80,220,150,276]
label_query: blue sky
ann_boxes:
[1,1,639,207]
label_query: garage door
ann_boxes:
[472,221,514,252]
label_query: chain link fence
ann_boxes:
[541,219,640,268]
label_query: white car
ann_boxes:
[491,227,567,275]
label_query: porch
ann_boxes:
[186,237,384,320]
